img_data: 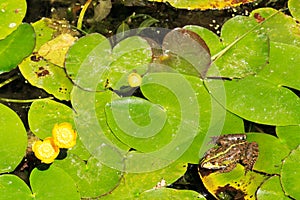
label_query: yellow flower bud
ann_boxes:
[128,72,142,87]
[52,122,77,148]
[32,137,59,164]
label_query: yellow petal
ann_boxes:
[32,137,59,164]
[52,122,77,148]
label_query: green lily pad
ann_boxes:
[249,8,300,46]
[139,188,204,199]
[19,18,74,100]
[247,133,290,174]
[206,76,300,125]
[211,15,269,78]
[276,125,300,150]
[100,161,187,199]
[0,174,33,200]
[53,154,122,198]
[289,0,300,21]
[28,99,90,160]
[281,145,300,199]
[0,0,27,40]
[258,42,300,91]
[257,176,289,200]
[147,0,256,10]
[0,103,27,173]
[0,23,35,74]
[65,34,151,91]
[30,166,80,200]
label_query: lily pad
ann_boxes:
[281,145,300,199]
[258,42,300,91]
[0,174,32,200]
[211,15,269,78]
[0,103,27,173]
[257,176,289,200]
[206,76,300,125]
[28,99,90,160]
[0,23,35,74]
[249,8,300,46]
[19,18,74,100]
[147,0,256,10]
[276,125,300,150]
[288,0,300,21]
[247,133,290,174]
[0,0,27,40]
[200,164,267,200]
[30,165,80,200]
[100,161,187,199]
[53,154,122,198]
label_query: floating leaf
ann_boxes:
[210,16,269,78]
[38,33,76,67]
[0,103,27,173]
[249,8,300,46]
[0,0,27,39]
[147,0,256,10]
[200,164,267,200]
[158,28,211,78]
[0,174,32,200]
[30,166,80,200]
[54,154,121,198]
[0,23,35,74]
[276,125,300,150]
[100,162,187,199]
[281,146,300,199]
[206,76,300,125]
[183,25,223,56]
[258,42,300,91]
[247,133,290,174]
[19,18,74,100]
[257,176,289,200]
[28,99,90,160]
[288,0,300,21]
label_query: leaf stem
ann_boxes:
[0,75,19,88]
[0,97,54,103]
[77,0,92,30]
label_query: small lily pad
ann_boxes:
[0,103,27,173]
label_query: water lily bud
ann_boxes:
[52,122,77,148]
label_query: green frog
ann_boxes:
[199,134,259,173]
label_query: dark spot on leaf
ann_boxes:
[30,52,43,62]
[35,67,50,77]
[254,13,265,23]
[216,184,246,200]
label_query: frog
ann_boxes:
[199,134,259,173]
